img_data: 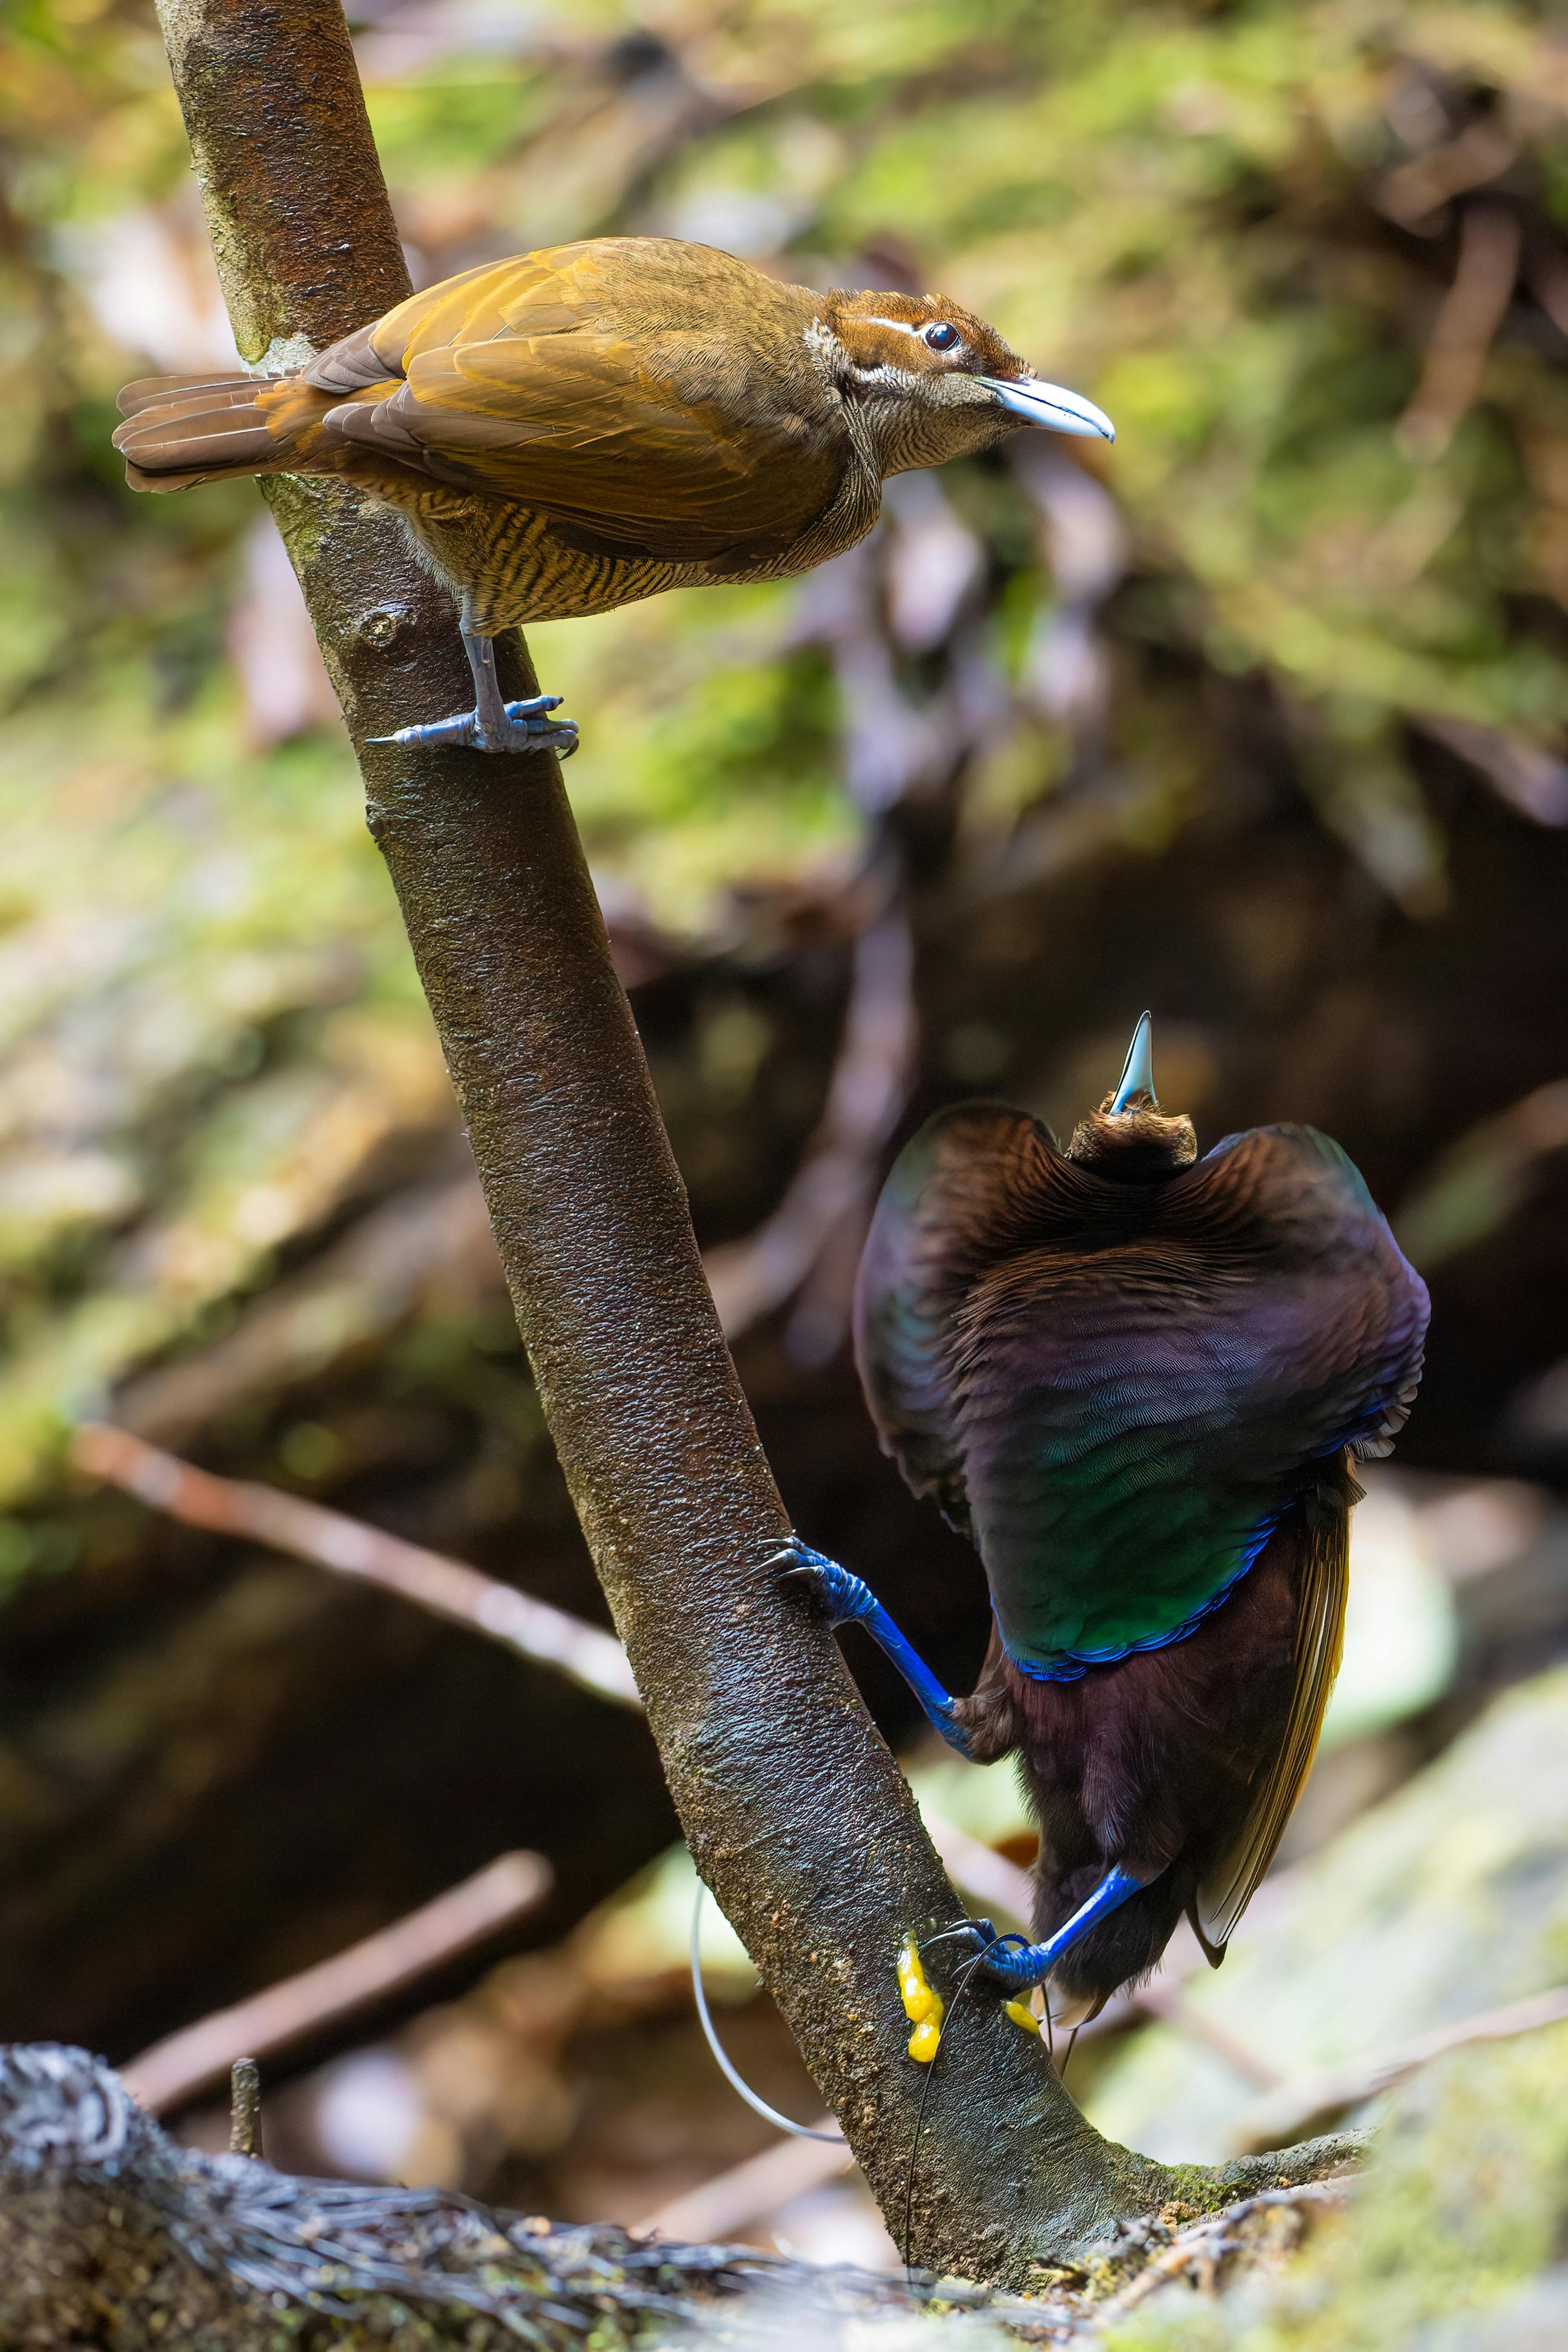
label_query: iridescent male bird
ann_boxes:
[112,237,1112,757]
[780,1018,1428,2020]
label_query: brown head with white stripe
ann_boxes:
[818,287,1114,475]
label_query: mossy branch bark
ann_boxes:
[142,0,1341,2285]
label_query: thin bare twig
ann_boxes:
[1396,203,1521,460]
[1227,1983,1568,2155]
[639,2126,849,2242]
[73,1421,641,1709]
[122,1850,552,2117]
[704,904,917,1347]
[229,2059,263,2158]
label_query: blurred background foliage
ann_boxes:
[4,0,1568,2322]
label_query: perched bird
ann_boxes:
[779,1016,1428,2020]
[112,236,1112,757]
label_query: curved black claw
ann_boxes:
[765,1538,877,1628]
[948,1919,1045,1990]
[928,1916,1000,1953]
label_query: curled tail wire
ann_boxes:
[689,1880,844,2145]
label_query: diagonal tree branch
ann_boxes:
[137,0,1345,2282]
[1227,1984,1568,2156]
[72,1421,641,1708]
[122,1851,552,2118]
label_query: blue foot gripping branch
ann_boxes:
[687,1541,1152,2147]
[945,1867,1146,1990]
[768,1540,975,1758]
[771,1537,1150,1990]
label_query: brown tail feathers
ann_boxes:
[113,373,339,492]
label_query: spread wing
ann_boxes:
[852,1103,1088,1538]
[302,240,844,564]
[868,1119,1426,1671]
[1194,1466,1353,1952]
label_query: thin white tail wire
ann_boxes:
[689,1879,844,2145]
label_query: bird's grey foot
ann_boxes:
[368,695,578,756]
[949,1866,1148,1990]
[368,624,578,756]
[768,1537,974,1758]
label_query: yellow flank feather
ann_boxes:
[897,1933,944,2062]
[1005,1998,1042,2039]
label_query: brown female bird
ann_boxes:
[113,236,1112,756]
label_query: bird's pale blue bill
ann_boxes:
[1110,1010,1158,1113]
[973,374,1115,442]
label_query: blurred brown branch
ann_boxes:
[1374,121,1518,232]
[73,1422,641,1709]
[1227,1984,1568,2157]
[120,1849,552,2119]
[1420,717,1568,829]
[1397,203,1520,461]
[704,903,916,1347]
[640,2126,847,2241]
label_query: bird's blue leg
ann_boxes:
[368,619,579,757]
[955,1866,1148,1991]
[771,1539,975,1759]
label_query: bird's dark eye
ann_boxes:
[924,322,960,352]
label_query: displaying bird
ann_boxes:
[112,236,1112,757]
[778,1016,1428,2021]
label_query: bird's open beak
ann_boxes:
[1109,1011,1157,1112]
[972,374,1115,443]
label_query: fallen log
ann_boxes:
[0,2043,987,2349]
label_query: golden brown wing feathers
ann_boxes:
[1195,1465,1355,1950]
[115,240,857,570]
[295,239,846,563]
